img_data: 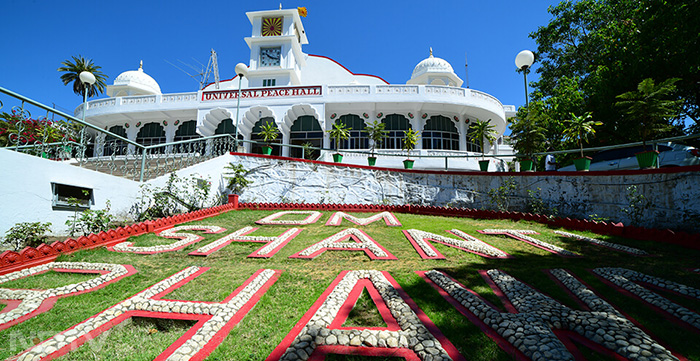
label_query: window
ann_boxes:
[290,115,322,158]
[251,117,281,155]
[136,122,166,153]
[214,119,243,140]
[333,114,367,150]
[104,125,127,156]
[423,116,459,150]
[263,79,276,87]
[174,120,200,142]
[381,114,411,149]
[52,183,92,210]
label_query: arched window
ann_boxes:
[104,125,127,156]
[423,116,459,150]
[381,114,411,149]
[251,117,281,155]
[290,115,322,159]
[214,118,244,141]
[333,114,367,150]
[136,122,166,153]
[465,123,484,153]
[174,120,200,142]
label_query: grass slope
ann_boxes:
[0,209,698,360]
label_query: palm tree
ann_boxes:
[468,119,497,159]
[562,112,602,158]
[58,55,108,98]
[615,78,682,147]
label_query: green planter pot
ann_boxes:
[332,153,343,163]
[367,156,377,166]
[403,159,414,169]
[636,150,659,169]
[519,159,534,172]
[573,156,592,171]
[262,146,273,155]
[478,160,489,172]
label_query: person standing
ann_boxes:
[545,149,558,171]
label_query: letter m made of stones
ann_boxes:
[9,267,282,361]
[420,269,684,361]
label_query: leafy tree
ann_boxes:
[327,122,350,153]
[258,121,279,145]
[468,119,496,159]
[562,112,602,158]
[58,55,108,98]
[529,0,698,144]
[615,78,683,146]
[402,128,420,158]
[510,108,547,160]
[365,120,388,157]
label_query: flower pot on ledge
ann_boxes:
[262,145,273,155]
[332,153,343,163]
[636,150,659,169]
[573,156,592,171]
[478,159,489,172]
[403,159,414,169]
[519,159,534,172]
[367,156,377,166]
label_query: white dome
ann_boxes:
[407,49,463,87]
[107,62,161,97]
[411,54,455,79]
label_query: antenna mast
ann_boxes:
[465,52,469,89]
[203,49,221,90]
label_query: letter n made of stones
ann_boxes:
[266,270,465,361]
[419,269,686,361]
[10,267,282,361]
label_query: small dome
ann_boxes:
[408,48,463,87]
[107,61,161,97]
[411,52,455,79]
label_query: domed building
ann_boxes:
[79,7,515,170]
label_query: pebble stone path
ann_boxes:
[292,228,396,260]
[191,226,301,257]
[481,230,580,257]
[554,231,648,255]
[275,270,455,360]
[111,225,225,253]
[10,267,279,361]
[404,229,509,259]
[0,262,131,329]
[255,211,322,225]
[594,267,700,329]
[424,268,680,361]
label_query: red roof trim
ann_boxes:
[308,54,389,84]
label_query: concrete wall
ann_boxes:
[1,151,698,238]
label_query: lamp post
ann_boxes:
[514,50,534,107]
[234,63,248,151]
[78,71,96,164]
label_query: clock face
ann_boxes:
[260,47,281,67]
[262,17,282,37]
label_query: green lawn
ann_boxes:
[1,209,698,360]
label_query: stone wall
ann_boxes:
[232,154,700,232]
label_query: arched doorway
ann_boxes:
[251,117,281,155]
[423,115,459,150]
[333,114,368,150]
[104,125,127,156]
[290,115,322,159]
[136,122,166,153]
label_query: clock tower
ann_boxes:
[244,8,309,87]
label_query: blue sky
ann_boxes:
[1,0,561,127]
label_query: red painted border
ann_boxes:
[403,229,511,260]
[328,279,400,331]
[307,54,390,85]
[478,230,581,257]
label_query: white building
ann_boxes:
[79,7,516,170]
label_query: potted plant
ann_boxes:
[562,112,602,171]
[258,121,279,155]
[327,122,350,163]
[365,120,387,166]
[615,78,682,169]
[223,162,251,206]
[468,119,497,171]
[509,109,546,171]
[402,128,420,169]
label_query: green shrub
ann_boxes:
[3,222,52,251]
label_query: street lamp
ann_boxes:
[234,63,248,151]
[78,71,96,163]
[514,50,534,107]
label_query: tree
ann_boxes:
[509,108,546,159]
[365,120,388,157]
[615,78,683,146]
[529,0,698,144]
[58,55,108,98]
[327,122,350,153]
[467,119,496,159]
[562,112,602,158]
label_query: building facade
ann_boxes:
[79,8,516,170]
